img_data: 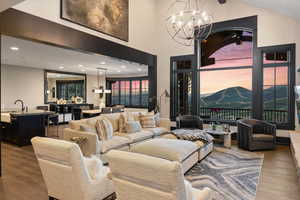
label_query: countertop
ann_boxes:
[1,110,54,123]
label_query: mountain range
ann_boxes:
[200,86,288,110]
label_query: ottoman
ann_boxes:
[130,138,199,173]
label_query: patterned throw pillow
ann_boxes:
[140,114,156,128]
[119,112,137,133]
[95,119,113,140]
[125,121,142,133]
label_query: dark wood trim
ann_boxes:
[44,70,87,104]
[258,43,296,130]
[0,9,155,66]
[60,0,129,42]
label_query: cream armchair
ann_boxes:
[107,150,212,200]
[31,137,114,200]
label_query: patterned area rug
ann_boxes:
[185,147,264,200]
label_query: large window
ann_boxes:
[262,51,291,126]
[199,37,253,121]
[107,78,149,108]
[170,27,295,129]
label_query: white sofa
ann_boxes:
[107,150,213,200]
[31,137,114,200]
[63,112,171,163]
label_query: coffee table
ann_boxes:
[204,129,234,148]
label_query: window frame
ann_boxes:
[106,76,149,108]
[258,44,296,130]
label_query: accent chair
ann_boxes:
[107,150,213,200]
[176,115,204,130]
[237,119,276,151]
[31,137,114,200]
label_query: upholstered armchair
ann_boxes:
[176,115,204,130]
[107,150,213,200]
[237,119,276,151]
[31,137,114,200]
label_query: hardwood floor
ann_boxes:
[1,127,300,200]
[256,145,300,200]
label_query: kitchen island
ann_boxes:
[0,110,54,146]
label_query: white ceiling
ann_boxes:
[1,35,148,77]
[240,0,300,21]
[0,0,24,12]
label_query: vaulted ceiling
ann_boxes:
[240,0,300,21]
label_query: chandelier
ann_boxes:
[93,67,111,98]
[166,0,213,46]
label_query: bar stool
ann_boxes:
[37,106,59,138]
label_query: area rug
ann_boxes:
[185,147,264,200]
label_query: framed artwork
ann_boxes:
[61,0,129,41]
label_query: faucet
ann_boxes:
[14,99,25,112]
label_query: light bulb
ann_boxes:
[179,11,184,16]
[192,10,197,15]
[177,21,183,27]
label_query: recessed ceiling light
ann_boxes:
[121,65,126,69]
[10,46,19,51]
[100,62,106,65]
[59,66,64,69]
[79,64,83,67]
[81,69,86,72]
[137,68,142,71]
[117,70,121,73]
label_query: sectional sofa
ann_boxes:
[63,112,213,169]
[63,112,171,163]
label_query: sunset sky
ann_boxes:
[200,42,288,94]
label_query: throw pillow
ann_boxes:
[140,114,156,128]
[102,115,119,132]
[119,114,127,133]
[154,112,160,126]
[119,112,137,133]
[125,121,142,133]
[95,118,113,140]
[80,124,97,134]
[84,156,106,180]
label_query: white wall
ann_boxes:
[13,0,158,54]
[1,64,44,110]
[1,65,105,110]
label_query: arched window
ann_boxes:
[199,31,254,120]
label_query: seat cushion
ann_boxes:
[116,131,154,143]
[131,138,198,162]
[252,133,274,141]
[143,127,168,136]
[100,136,131,153]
